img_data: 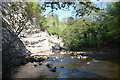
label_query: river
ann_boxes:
[9,50,119,78]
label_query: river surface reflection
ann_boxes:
[11,50,119,78]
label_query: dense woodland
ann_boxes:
[2,1,120,77]
[45,2,120,50]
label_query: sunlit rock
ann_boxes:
[46,64,53,68]
[60,60,63,62]
[81,56,88,59]
[50,52,55,55]
[90,52,92,54]
[77,55,82,59]
[86,62,91,64]
[77,56,81,59]
[60,52,65,54]
[92,59,99,62]
[71,56,74,59]
[55,57,59,59]
[52,59,56,61]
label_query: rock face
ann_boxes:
[2,2,31,76]
[2,20,31,75]
[20,31,64,53]
[2,2,64,77]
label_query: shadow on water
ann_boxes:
[7,50,119,78]
[88,53,120,64]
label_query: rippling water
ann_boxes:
[10,50,119,78]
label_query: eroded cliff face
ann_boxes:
[20,30,64,53]
[2,2,64,54]
[2,2,64,75]
[2,2,32,75]
[2,17,30,76]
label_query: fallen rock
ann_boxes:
[70,53,74,56]
[50,67,57,72]
[30,55,48,62]
[51,59,55,61]
[46,64,53,68]
[61,67,64,68]
[35,58,45,62]
[29,55,48,62]
[34,64,37,67]
[29,57,35,62]
[39,63,42,65]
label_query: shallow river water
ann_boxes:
[10,50,119,78]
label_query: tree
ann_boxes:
[105,2,120,43]
[41,1,101,17]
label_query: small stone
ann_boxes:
[53,67,56,69]
[52,59,55,61]
[29,57,35,62]
[39,63,42,65]
[50,67,57,72]
[34,64,37,67]
[86,62,91,64]
[70,53,74,56]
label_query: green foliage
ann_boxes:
[103,2,120,43]
[60,2,120,50]
[45,2,120,50]
[61,17,100,50]
[25,2,46,30]
[45,13,67,36]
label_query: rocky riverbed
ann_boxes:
[7,50,119,78]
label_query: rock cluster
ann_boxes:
[46,64,57,72]
[28,55,49,62]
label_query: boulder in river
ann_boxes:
[35,58,45,62]
[34,64,37,67]
[50,67,57,72]
[70,53,75,56]
[39,63,42,65]
[61,67,64,68]
[51,59,56,61]
[29,55,49,62]
[46,64,53,68]
[29,57,36,62]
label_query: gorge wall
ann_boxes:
[2,2,64,76]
